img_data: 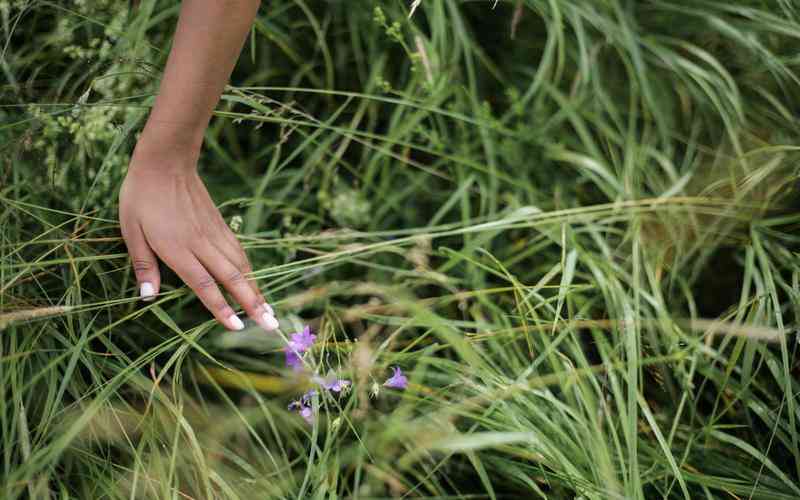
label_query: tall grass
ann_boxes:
[2,0,799,498]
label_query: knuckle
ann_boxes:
[194,222,209,236]
[237,255,252,273]
[214,300,232,314]
[234,254,248,268]
[222,270,245,285]
[217,217,232,233]
[193,274,217,290]
[132,259,154,272]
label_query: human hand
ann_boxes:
[119,143,278,332]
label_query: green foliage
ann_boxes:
[2,0,800,498]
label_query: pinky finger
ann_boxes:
[121,221,161,301]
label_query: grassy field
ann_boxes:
[2,0,800,498]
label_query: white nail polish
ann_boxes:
[261,312,279,331]
[228,314,245,331]
[263,303,274,316]
[140,282,155,301]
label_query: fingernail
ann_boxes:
[263,303,274,316]
[261,311,279,331]
[228,314,245,331]
[140,282,155,301]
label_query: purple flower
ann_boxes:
[322,377,350,392]
[283,326,316,372]
[313,373,351,393]
[289,389,318,425]
[325,378,351,392]
[288,326,316,352]
[384,366,408,389]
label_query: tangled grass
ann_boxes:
[2,0,800,498]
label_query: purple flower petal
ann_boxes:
[285,350,303,371]
[301,389,317,405]
[299,406,314,424]
[384,366,408,389]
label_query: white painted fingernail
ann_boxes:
[140,282,155,301]
[261,312,279,331]
[263,303,274,316]
[228,314,245,331]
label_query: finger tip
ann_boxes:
[261,312,279,331]
[228,314,245,331]
[140,282,156,301]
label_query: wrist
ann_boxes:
[131,120,204,173]
[138,116,205,154]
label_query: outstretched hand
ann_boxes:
[119,146,278,332]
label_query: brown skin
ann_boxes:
[119,0,278,332]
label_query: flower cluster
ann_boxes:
[283,326,408,424]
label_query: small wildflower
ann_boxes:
[325,378,351,393]
[312,373,351,393]
[284,325,316,371]
[288,326,316,352]
[229,214,243,233]
[289,389,318,425]
[384,366,408,389]
[370,381,381,398]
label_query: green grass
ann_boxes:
[2,0,800,498]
